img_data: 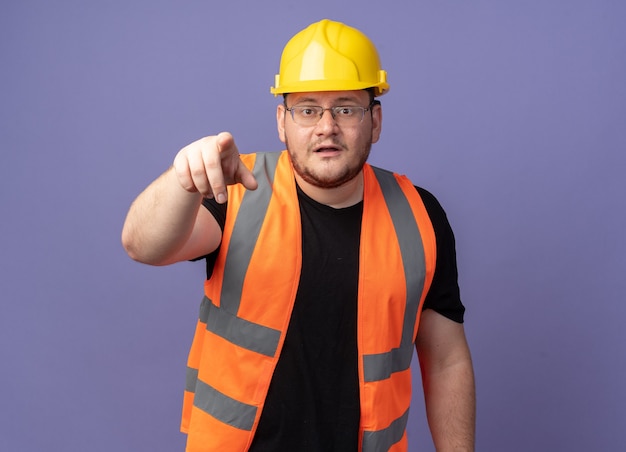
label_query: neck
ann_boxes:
[294,172,364,208]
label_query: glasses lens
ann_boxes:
[333,106,363,123]
[293,106,322,126]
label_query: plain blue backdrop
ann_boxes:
[2,1,625,450]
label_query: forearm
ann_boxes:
[422,355,475,451]
[121,167,204,265]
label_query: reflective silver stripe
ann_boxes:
[199,153,282,357]
[362,347,412,382]
[363,168,425,382]
[193,378,257,431]
[220,152,280,314]
[362,408,410,451]
[204,296,281,357]
[186,366,199,392]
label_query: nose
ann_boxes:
[315,108,338,134]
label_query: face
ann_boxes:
[276,90,382,189]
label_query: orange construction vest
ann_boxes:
[181,151,436,451]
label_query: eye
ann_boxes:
[335,106,356,117]
[297,107,318,117]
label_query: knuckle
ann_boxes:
[189,165,207,178]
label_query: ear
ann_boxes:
[370,103,382,144]
[277,104,286,143]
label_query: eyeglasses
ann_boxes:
[285,102,375,126]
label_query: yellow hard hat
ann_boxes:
[270,19,389,97]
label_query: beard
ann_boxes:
[286,137,372,189]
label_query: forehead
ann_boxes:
[287,90,370,105]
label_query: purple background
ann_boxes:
[2,1,625,450]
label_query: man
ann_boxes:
[122,19,475,452]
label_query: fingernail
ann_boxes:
[216,193,226,204]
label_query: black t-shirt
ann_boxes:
[200,184,465,451]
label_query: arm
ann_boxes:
[121,132,257,265]
[416,309,476,451]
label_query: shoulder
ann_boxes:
[415,186,446,219]
[412,186,455,239]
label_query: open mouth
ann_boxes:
[313,145,341,153]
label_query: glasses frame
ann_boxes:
[285,101,377,126]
